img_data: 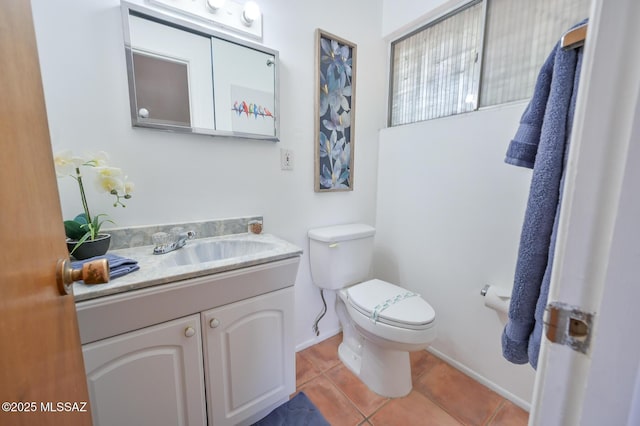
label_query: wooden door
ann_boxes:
[0,1,92,425]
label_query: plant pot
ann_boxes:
[67,234,111,260]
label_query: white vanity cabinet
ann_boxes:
[82,314,207,426]
[202,287,295,426]
[76,257,300,426]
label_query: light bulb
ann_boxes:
[207,0,225,11]
[241,1,260,26]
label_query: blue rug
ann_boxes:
[252,392,330,426]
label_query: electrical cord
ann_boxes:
[312,289,327,336]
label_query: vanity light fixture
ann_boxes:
[147,0,263,40]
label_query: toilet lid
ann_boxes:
[346,279,435,329]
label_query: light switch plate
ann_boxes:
[280,148,293,170]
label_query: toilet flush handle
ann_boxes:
[329,242,339,248]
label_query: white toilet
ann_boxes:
[308,223,437,398]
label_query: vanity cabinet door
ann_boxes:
[202,287,295,426]
[82,314,207,426]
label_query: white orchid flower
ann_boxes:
[55,149,134,246]
[53,150,85,177]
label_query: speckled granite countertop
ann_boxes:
[73,229,303,303]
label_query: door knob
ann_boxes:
[56,258,110,295]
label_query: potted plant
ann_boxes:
[54,150,134,259]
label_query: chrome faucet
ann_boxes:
[152,229,196,255]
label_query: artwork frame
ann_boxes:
[314,29,357,192]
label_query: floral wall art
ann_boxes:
[314,29,357,192]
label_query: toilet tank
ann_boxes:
[308,224,376,290]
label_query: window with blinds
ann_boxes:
[389,1,483,126]
[481,0,591,107]
[389,0,591,127]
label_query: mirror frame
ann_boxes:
[121,1,280,141]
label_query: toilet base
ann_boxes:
[338,338,412,398]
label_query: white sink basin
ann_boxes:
[160,239,276,267]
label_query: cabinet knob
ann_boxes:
[184,326,196,337]
[209,318,220,328]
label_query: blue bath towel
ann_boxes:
[71,253,140,281]
[502,23,585,368]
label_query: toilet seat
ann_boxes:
[346,279,435,330]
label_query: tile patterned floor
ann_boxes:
[295,334,529,426]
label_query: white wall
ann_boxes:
[31,0,386,349]
[379,0,539,407]
[381,0,459,38]
[375,103,537,406]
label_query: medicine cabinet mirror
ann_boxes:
[121,2,279,140]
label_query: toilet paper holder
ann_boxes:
[480,284,511,315]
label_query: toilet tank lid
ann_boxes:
[308,223,375,242]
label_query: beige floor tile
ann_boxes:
[414,360,503,425]
[488,401,529,426]
[296,335,529,426]
[298,374,366,426]
[296,351,321,388]
[369,389,462,426]
[410,349,441,382]
[300,333,342,372]
[325,363,390,417]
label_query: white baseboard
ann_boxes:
[427,347,531,412]
[295,327,342,352]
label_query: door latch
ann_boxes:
[544,302,594,354]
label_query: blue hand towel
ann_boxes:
[71,253,140,281]
[502,22,585,368]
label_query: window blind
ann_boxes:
[480,0,591,107]
[389,1,483,126]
